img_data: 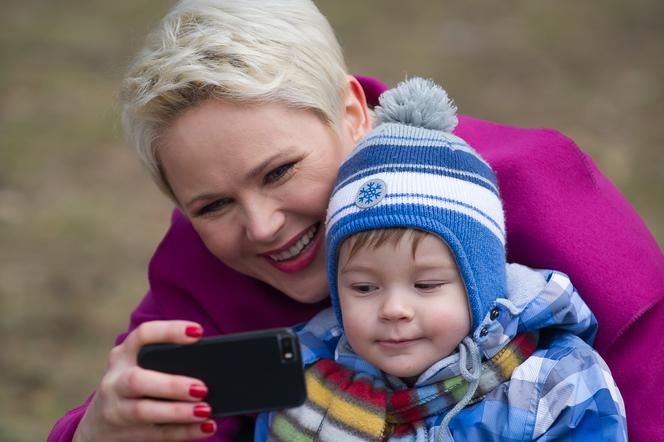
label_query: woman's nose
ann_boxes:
[379,291,414,321]
[243,198,286,244]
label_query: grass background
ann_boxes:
[1,1,662,440]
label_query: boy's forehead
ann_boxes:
[339,231,459,271]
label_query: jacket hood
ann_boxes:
[475,263,597,360]
[297,263,598,387]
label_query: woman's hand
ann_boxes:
[72,321,217,441]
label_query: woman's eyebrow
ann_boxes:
[247,152,283,179]
[185,192,223,211]
[247,146,297,179]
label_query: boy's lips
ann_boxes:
[259,223,322,273]
[376,337,423,348]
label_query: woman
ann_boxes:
[50,0,664,441]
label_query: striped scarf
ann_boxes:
[267,333,537,441]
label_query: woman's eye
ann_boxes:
[264,162,295,184]
[197,198,232,216]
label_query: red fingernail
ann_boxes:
[201,421,216,433]
[193,404,211,418]
[189,384,208,399]
[185,326,203,338]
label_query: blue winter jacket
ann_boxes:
[256,264,627,441]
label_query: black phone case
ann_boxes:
[137,328,306,417]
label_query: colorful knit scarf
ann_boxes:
[267,333,537,441]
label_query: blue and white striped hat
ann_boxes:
[326,77,506,331]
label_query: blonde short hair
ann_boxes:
[120,0,348,201]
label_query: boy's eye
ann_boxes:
[197,198,233,216]
[351,283,378,294]
[415,281,445,291]
[264,162,295,184]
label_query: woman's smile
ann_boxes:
[261,223,323,273]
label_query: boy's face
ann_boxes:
[337,233,471,383]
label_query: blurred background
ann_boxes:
[1,0,662,439]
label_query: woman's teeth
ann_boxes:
[270,224,318,262]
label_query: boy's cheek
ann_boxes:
[343,302,371,323]
[342,312,361,334]
[342,312,370,340]
[343,321,368,356]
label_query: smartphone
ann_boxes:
[137,327,306,417]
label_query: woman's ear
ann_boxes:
[341,75,372,144]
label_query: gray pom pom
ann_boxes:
[375,77,458,133]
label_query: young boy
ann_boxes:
[255,78,626,441]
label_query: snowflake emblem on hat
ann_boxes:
[355,179,387,209]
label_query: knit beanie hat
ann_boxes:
[326,77,506,332]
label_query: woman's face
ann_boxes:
[159,89,368,303]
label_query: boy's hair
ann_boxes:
[120,0,348,203]
[339,228,432,270]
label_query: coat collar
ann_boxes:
[299,263,597,388]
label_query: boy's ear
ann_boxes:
[342,75,372,143]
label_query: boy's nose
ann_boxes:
[379,291,414,321]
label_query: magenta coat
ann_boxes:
[49,76,664,441]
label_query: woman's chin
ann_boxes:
[282,287,329,304]
[268,245,329,304]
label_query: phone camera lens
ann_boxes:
[280,336,295,361]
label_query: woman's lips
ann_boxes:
[261,223,323,273]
